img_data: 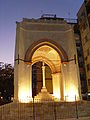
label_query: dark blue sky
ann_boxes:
[0,0,83,64]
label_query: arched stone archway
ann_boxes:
[24,39,68,63]
[31,56,57,74]
[24,43,64,100]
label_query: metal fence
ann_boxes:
[0,99,90,120]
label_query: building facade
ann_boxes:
[73,24,87,99]
[77,0,90,98]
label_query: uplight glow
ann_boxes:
[65,87,79,102]
[18,89,32,103]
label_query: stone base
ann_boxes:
[34,87,54,102]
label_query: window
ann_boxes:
[84,50,87,58]
[80,22,88,32]
[87,47,90,56]
[85,36,88,43]
[80,72,85,79]
[83,35,88,44]
[84,48,90,60]
[88,79,90,86]
[87,63,90,71]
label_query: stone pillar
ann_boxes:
[17,62,32,102]
[42,62,46,89]
[26,64,32,98]
[14,62,18,101]
[61,63,67,101]
[52,72,61,100]
[29,65,32,98]
[59,72,64,101]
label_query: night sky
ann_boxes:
[0,0,83,65]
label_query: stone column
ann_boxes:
[52,72,61,100]
[14,62,18,101]
[29,64,32,98]
[42,62,46,89]
[61,63,67,101]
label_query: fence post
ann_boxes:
[33,96,35,120]
[54,102,56,120]
[75,95,78,119]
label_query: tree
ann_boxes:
[0,62,14,104]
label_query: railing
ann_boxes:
[0,99,90,120]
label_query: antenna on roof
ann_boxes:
[68,11,71,23]
[40,10,43,16]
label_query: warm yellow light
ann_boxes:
[1,96,3,99]
[19,95,32,103]
[65,86,79,102]
[67,93,76,102]
[18,89,32,103]
[53,93,60,100]
[19,97,32,103]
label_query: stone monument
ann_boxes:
[14,16,81,103]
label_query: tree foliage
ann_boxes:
[0,62,14,104]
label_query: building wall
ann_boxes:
[77,0,90,95]
[73,24,87,99]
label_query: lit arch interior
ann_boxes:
[32,45,61,73]
[31,45,62,99]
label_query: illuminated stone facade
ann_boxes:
[14,17,81,102]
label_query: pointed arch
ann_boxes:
[24,39,68,62]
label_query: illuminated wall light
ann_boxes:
[65,86,79,102]
[19,96,32,103]
[18,88,32,103]
[11,97,14,101]
[1,97,3,99]
[67,94,76,102]
[34,98,41,103]
[53,93,60,100]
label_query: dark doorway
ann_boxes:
[32,62,42,97]
[32,62,53,97]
